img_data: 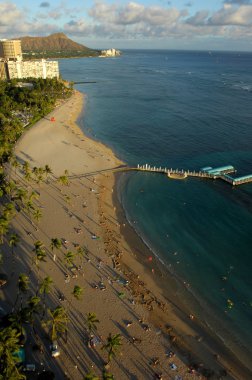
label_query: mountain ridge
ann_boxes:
[16,33,99,56]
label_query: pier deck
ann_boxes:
[134,164,252,186]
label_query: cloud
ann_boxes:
[224,0,252,4]
[0,2,24,27]
[1,0,252,48]
[209,4,252,25]
[186,10,209,25]
[89,2,188,28]
[40,2,50,7]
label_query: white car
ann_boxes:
[50,341,60,358]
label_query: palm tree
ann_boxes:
[102,370,114,380]
[3,202,16,220]
[76,246,85,265]
[72,285,83,300]
[102,333,122,363]
[24,296,42,330]
[50,238,62,261]
[25,199,34,217]
[15,187,28,205]
[0,326,25,379]
[0,217,9,243]
[39,276,53,316]
[45,306,69,342]
[8,232,20,258]
[24,170,32,182]
[58,175,69,186]
[13,273,30,311]
[4,180,16,199]
[44,164,53,180]
[32,240,47,270]
[84,372,99,380]
[64,251,75,269]
[28,190,40,202]
[86,312,100,334]
[11,157,20,174]
[33,208,42,226]
[8,307,26,331]
[22,161,30,175]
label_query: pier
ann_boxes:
[135,164,252,186]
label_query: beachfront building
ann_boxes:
[100,48,121,57]
[0,61,6,80]
[0,39,22,60]
[0,38,59,80]
[7,59,59,80]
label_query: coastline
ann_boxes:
[2,89,248,379]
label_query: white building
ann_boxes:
[6,58,59,80]
[100,48,121,57]
[0,38,59,80]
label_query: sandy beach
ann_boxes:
[1,90,249,379]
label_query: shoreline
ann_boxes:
[112,174,252,378]
[100,170,252,380]
[2,89,249,379]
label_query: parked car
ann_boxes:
[50,341,60,357]
[23,363,36,372]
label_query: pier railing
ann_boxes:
[134,164,252,186]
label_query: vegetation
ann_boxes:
[0,78,72,164]
[45,306,69,342]
[0,327,25,379]
[73,285,84,300]
[102,333,122,363]
[23,50,100,60]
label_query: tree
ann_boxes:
[0,326,25,380]
[33,208,42,225]
[24,296,42,330]
[76,246,85,265]
[86,312,100,334]
[25,199,34,218]
[11,156,20,174]
[8,233,20,258]
[44,164,53,180]
[64,251,75,269]
[22,161,30,175]
[72,285,83,300]
[102,333,122,363]
[32,240,46,269]
[13,273,30,310]
[102,370,114,380]
[39,276,53,316]
[83,372,99,380]
[50,238,62,260]
[8,309,27,337]
[0,217,10,243]
[58,175,69,186]
[3,202,16,220]
[15,187,28,205]
[44,306,69,342]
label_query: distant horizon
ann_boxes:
[98,47,252,54]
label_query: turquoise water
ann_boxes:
[59,50,252,367]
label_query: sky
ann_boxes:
[1,0,252,51]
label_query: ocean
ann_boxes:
[59,50,252,370]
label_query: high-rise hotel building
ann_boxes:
[0,39,59,80]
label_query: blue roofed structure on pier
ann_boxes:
[201,165,235,176]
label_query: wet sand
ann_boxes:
[1,90,248,379]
